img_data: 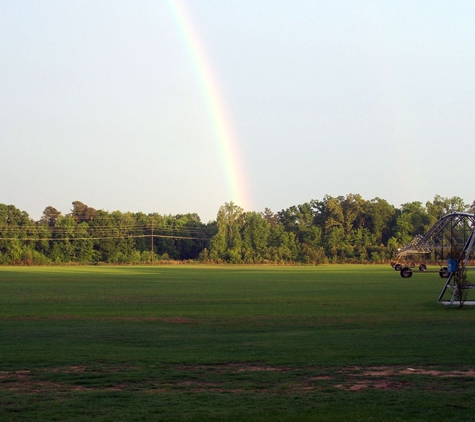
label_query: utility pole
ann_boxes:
[151,220,154,264]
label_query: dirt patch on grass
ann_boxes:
[397,368,475,377]
[172,364,475,392]
[335,380,404,391]
[1,364,474,394]
[342,366,475,378]
[49,366,88,373]
[236,365,292,372]
[0,371,85,394]
[46,364,141,374]
[333,366,475,391]
[173,363,293,373]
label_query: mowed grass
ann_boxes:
[0,265,474,421]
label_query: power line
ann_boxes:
[0,234,210,242]
[0,226,208,234]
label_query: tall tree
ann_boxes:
[366,198,396,244]
[41,206,61,226]
[71,201,97,223]
[426,195,467,226]
[209,202,244,263]
[242,212,270,263]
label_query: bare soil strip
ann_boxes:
[1,365,473,394]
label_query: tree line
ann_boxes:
[0,195,473,265]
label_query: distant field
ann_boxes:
[0,265,474,421]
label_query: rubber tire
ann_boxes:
[439,267,449,278]
[390,262,395,268]
[401,267,413,278]
[394,264,403,271]
[419,264,427,272]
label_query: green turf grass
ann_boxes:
[0,265,474,421]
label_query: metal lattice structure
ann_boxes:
[390,212,475,305]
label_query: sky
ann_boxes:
[1,0,474,222]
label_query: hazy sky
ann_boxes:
[1,0,474,222]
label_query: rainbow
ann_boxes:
[166,0,251,211]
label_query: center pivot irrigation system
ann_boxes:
[390,212,475,305]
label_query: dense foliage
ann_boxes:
[0,195,473,265]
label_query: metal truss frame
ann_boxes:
[391,212,475,305]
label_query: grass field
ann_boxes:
[0,265,474,421]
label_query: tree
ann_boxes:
[278,203,322,262]
[340,193,366,234]
[70,201,97,223]
[242,212,270,263]
[426,195,467,226]
[366,198,396,244]
[51,216,77,262]
[267,223,299,262]
[209,202,244,262]
[41,206,61,226]
[262,208,279,227]
[388,201,431,249]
